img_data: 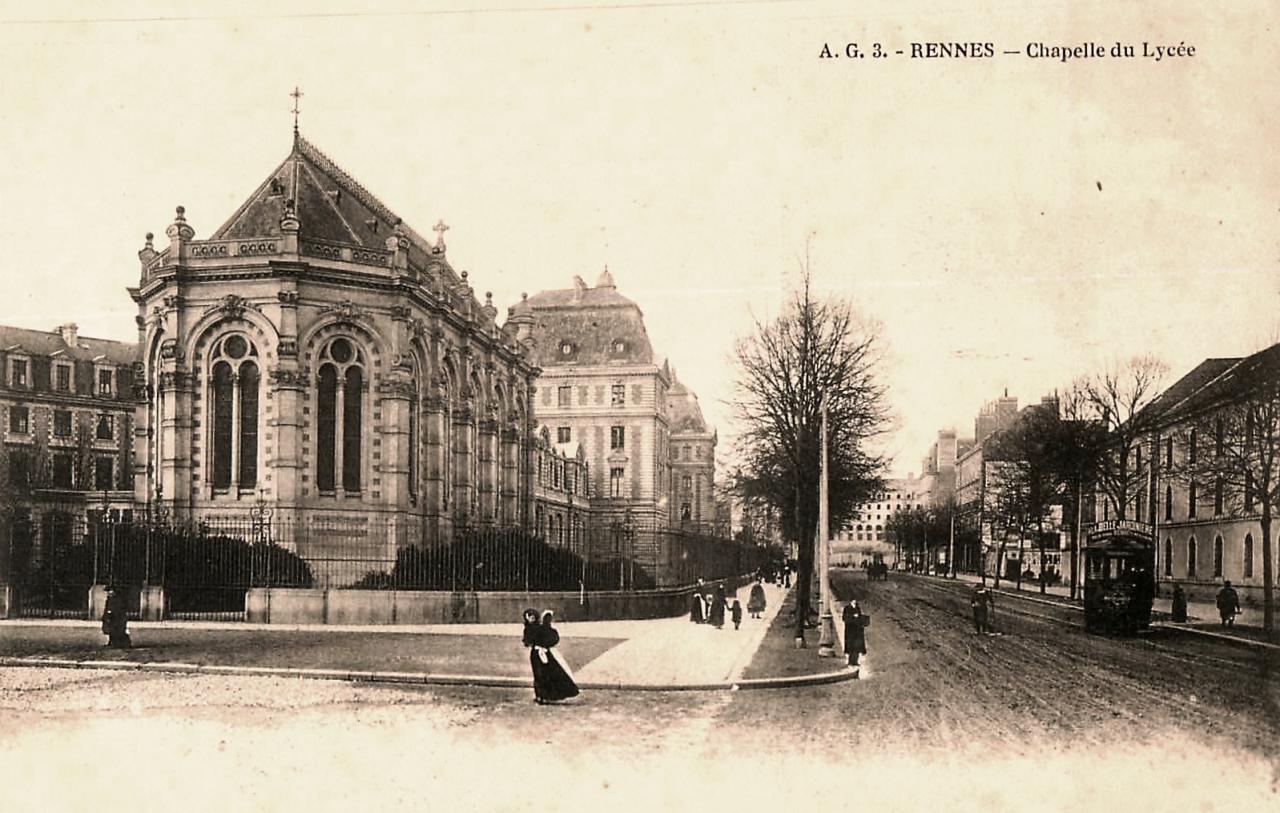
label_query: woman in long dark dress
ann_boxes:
[534,610,580,703]
[522,608,545,702]
[842,599,867,674]
[708,584,727,629]
[747,579,767,619]
[690,591,705,623]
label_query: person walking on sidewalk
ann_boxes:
[522,608,545,703]
[532,610,579,704]
[842,599,868,675]
[1216,581,1241,627]
[101,587,131,649]
[731,598,743,630]
[971,584,994,635]
[1171,583,1188,623]
[690,577,707,623]
[748,578,767,619]
[709,583,727,629]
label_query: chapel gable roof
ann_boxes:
[209,133,457,282]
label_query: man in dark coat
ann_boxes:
[1170,583,1188,623]
[1216,581,1241,627]
[102,587,131,649]
[842,600,867,673]
[971,584,993,635]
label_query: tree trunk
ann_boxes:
[994,539,1004,590]
[1262,506,1275,637]
[1070,480,1082,601]
[1038,514,1046,595]
[1015,521,1025,592]
[794,502,813,645]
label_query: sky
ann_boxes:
[1,0,1276,477]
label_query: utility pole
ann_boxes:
[948,507,956,579]
[817,394,836,657]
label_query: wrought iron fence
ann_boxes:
[3,509,770,620]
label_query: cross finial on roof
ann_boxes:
[433,219,450,249]
[290,86,304,134]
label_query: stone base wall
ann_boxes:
[245,573,750,625]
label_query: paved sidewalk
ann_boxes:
[0,582,837,690]
[575,582,789,685]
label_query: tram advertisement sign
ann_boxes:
[1087,519,1153,540]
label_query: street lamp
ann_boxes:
[817,394,836,657]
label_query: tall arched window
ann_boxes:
[1213,535,1224,578]
[316,337,365,494]
[408,371,419,502]
[1164,538,1173,577]
[1187,536,1198,578]
[1165,485,1173,520]
[209,334,259,490]
[442,367,454,509]
[1244,534,1254,579]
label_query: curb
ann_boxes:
[1150,623,1280,652]
[0,655,858,692]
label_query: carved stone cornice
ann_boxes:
[389,304,412,322]
[159,339,183,361]
[319,299,369,322]
[277,290,300,307]
[268,367,309,389]
[203,294,261,320]
[159,370,195,391]
[377,379,416,399]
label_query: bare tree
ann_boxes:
[1084,355,1170,520]
[1052,381,1109,600]
[1164,348,1280,637]
[728,263,890,643]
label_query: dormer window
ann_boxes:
[55,363,72,392]
[559,341,574,356]
[613,340,627,354]
[98,368,114,396]
[9,358,28,388]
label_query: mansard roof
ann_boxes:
[522,274,656,367]
[668,375,711,435]
[0,324,137,366]
[209,133,456,281]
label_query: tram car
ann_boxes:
[1083,520,1156,634]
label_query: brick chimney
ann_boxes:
[57,323,79,346]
